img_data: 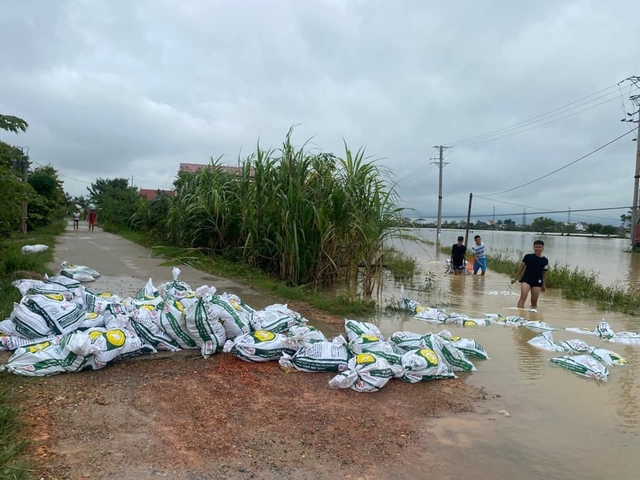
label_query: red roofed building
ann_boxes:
[139,189,175,201]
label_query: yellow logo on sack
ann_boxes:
[253,330,275,342]
[361,334,379,342]
[464,320,478,327]
[230,299,242,311]
[27,341,51,353]
[89,330,104,341]
[98,292,114,298]
[174,301,184,312]
[86,312,99,319]
[106,330,126,348]
[419,348,438,365]
[612,354,627,364]
[356,353,376,365]
[141,305,154,311]
[44,293,64,301]
[451,336,461,341]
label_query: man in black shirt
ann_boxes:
[450,236,467,275]
[511,240,549,308]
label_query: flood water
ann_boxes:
[368,229,639,479]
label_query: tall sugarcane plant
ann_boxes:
[165,131,408,297]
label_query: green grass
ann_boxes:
[487,252,640,315]
[382,247,419,282]
[0,224,65,479]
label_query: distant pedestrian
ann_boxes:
[450,236,467,275]
[511,240,549,309]
[88,210,97,232]
[73,210,80,231]
[470,235,486,275]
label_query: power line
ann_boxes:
[426,205,630,220]
[447,82,627,146]
[479,128,636,197]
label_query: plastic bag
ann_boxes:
[329,353,402,392]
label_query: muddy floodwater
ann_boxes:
[367,230,640,480]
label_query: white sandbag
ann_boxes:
[559,339,591,353]
[11,279,46,296]
[77,312,105,329]
[422,333,476,372]
[595,321,615,339]
[549,355,609,381]
[527,331,566,352]
[445,316,492,327]
[44,274,81,289]
[282,325,327,350]
[21,244,49,254]
[223,330,290,362]
[388,331,425,352]
[400,348,456,383]
[414,306,446,322]
[251,304,305,333]
[209,295,251,340]
[159,300,197,349]
[564,327,600,337]
[589,347,627,366]
[0,333,58,351]
[608,332,640,346]
[492,315,526,327]
[83,289,122,315]
[344,319,384,342]
[522,320,555,331]
[278,336,349,372]
[86,327,156,370]
[184,292,227,358]
[135,278,161,302]
[130,306,180,352]
[0,319,19,336]
[158,267,193,300]
[438,330,490,359]
[24,282,75,301]
[348,335,402,365]
[10,302,53,338]
[60,261,100,278]
[2,334,92,376]
[329,353,403,393]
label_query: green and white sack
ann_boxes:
[279,336,349,372]
[560,339,591,353]
[282,325,327,350]
[527,331,566,353]
[11,279,47,296]
[86,327,156,370]
[158,267,193,300]
[589,347,627,366]
[400,348,456,383]
[438,330,490,359]
[15,294,85,336]
[329,353,402,392]
[223,330,290,362]
[549,355,609,381]
[344,319,384,342]
[251,304,304,333]
[184,289,227,358]
[159,300,197,349]
[388,331,424,352]
[130,305,180,352]
[608,332,640,346]
[208,294,251,340]
[348,335,402,365]
[1,333,92,377]
[60,261,99,282]
[422,333,476,372]
[414,307,446,323]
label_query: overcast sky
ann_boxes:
[1,0,639,225]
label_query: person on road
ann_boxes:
[73,210,80,231]
[511,240,549,309]
[470,235,486,275]
[450,236,467,275]
[88,210,97,232]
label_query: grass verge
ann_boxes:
[0,222,65,480]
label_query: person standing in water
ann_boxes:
[470,235,486,275]
[450,236,467,275]
[511,240,549,309]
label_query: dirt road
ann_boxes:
[6,224,488,479]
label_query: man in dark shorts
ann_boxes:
[511,240,549,309]
[450,236,467,275]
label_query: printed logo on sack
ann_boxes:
[230,299,242,311]
[418,348,439,366]
[451,336,461,341]
[106,330,126,349]
[360,334,379,343]
[27,342,51,353]
[89,330,104,341]
[98,292,114,298]
[44,293,64,302]
[612,354,627,364]
[464,320,478,327]
[355,353,376,365]
[253,330,275,343]
[86,313,99,319]
[174,301,184,312]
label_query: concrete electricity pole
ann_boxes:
[628,87,640,249]
[11,147,30,234]
[432,145,450,245]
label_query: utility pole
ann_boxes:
[628,82,640,248]
[522,209,526,231]
[464,193,473,246]
[432,145,450,246]
[11,147,30,234]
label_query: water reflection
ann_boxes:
[512,325,543,379]
[616,346,639,432]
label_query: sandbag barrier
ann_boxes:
[0,266,490,393]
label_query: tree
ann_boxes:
[88,178,141,227]
[600,225,617,236]
[28,165,67,228]
[503,218,517,231]
[0,115,28,134]
[586,223,603,234]
[531,216,557,233]
[621,211,632,228]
